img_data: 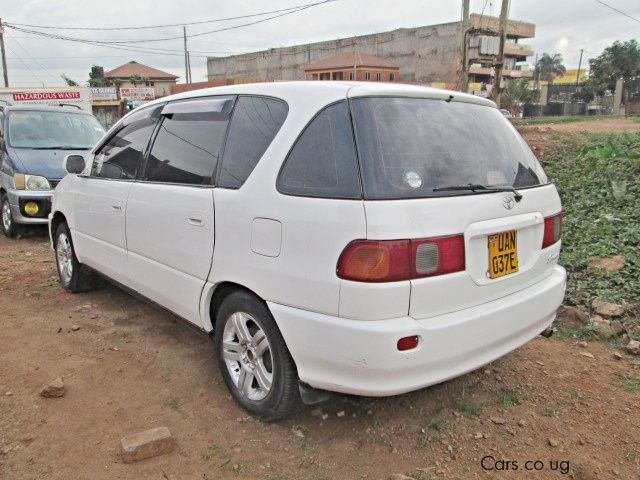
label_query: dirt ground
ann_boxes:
[1,119,639,480]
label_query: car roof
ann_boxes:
[140,81,497,110]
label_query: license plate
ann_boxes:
[488,230,519,279]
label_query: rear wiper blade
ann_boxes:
[433,183,523,202]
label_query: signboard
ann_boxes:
[0,87,92,112]
[119,87,155,102]
[91,87,117,101]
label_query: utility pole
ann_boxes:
[187,52,192,84]
[575,48,584,86]
[183,26,191,85]
[0,19,9,87]
[460,0,471,92]
[492,0,510,106]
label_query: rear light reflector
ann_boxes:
[412,235,465,278]
[337,234,465,282]
[542,212,563,248]
[397,335,420,351]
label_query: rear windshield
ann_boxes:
[7,110,105,149]
[350,97,547,200]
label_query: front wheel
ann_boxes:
[54,222,95,293]
[1,194,18,238]
[214,291,299,421]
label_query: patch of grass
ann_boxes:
[418,416,447,447]
[573,390,585,399]
[542,132,639,311]
[543,403,563,417]
[620,375,640,392]
[512,114,631,126]
[201,443,222,461]
[633,362,640,370]
[499,389,524,406]
[166,394,183,410]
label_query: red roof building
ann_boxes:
[304,52,400,82]
[105,61,178,98]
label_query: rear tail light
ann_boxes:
[337,235,465,282]
[542,212,563,248]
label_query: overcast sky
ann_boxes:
[3,0,639,87]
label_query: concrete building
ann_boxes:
[303,52,400,82]
[206,14,535,92]
[105,61,178,98]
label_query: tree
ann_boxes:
[61,74,79,86]
[127,74,143,86]
[88,65,109,87]
[579,40,640,101]
[536,53,566,84]
[500,79,540,115]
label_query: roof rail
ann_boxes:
[57,103,82,110]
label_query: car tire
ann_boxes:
[214,290,299,421]
[54,221,95,293]
[1,194,19,238]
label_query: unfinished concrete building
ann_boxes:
[206,14,535,92]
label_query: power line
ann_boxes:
[6,0,335,30]
[6,33,59,81]
[5,1,335,45]
[5,45,46,85]
[593,0,640,23]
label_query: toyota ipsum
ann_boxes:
[49,82,566,420]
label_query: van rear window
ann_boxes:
[350,97,548,200]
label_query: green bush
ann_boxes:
[541,133,640,311]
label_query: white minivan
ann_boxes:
[50,82,566,420]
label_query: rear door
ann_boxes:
[72,105,162,280]
[349,95,562,319]
[125,96,234,327]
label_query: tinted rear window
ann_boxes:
[350,97,548,200]
[218,96,288,188]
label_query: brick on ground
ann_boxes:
[120,427,175,463]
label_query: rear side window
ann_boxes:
[218,96,288,188]
[350,97,548,199]
[92,105,162,180]
[277,101,361,199]
[144,97,234,185]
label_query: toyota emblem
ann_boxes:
[502,195,515,210]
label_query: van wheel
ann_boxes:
[54,222,95,293]
[215,291,299,421]
[1,194,18,238]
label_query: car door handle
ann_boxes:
[188,214,204,226]
[111,205,122,211]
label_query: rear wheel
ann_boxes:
[1,194,18,238]
[54,222,95,293]
[214,290,299,421]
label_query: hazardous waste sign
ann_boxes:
[0,87,92,112]
[12,91,82,101]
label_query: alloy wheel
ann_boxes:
[222,311,274,401]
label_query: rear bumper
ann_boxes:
[269,265,566,396]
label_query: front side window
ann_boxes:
[350,97,548,200]
[144,97,234,185]
[8,110,104,149]
[218,96,288,189]
[277,101,361,199]
[91,105,162,179]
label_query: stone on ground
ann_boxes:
[40,377,65,398]
[591,298,625,318]
[587,255,626,273]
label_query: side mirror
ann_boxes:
[64,154,86,175]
